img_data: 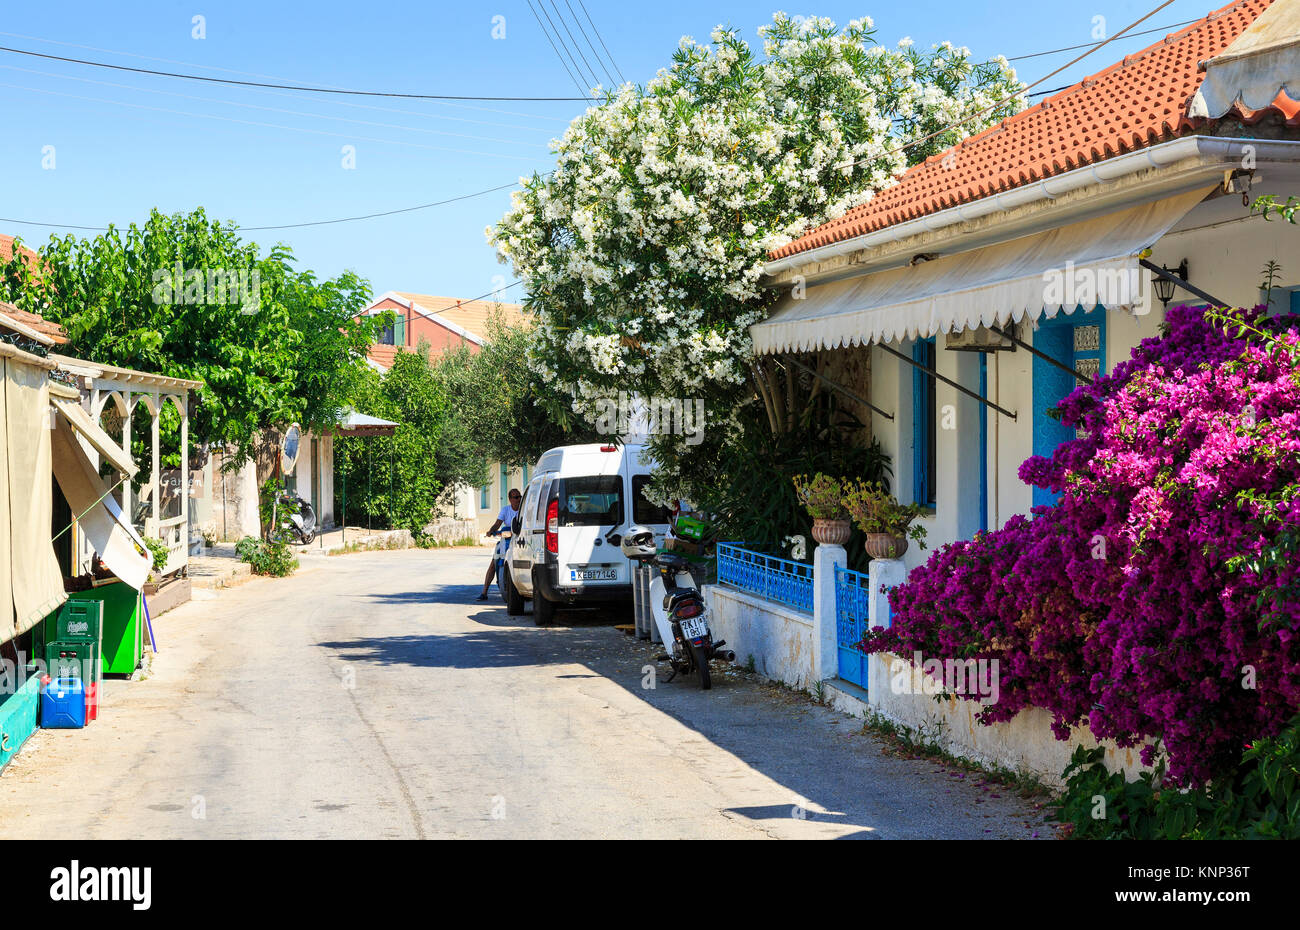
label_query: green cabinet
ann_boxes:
[67,583,143,676]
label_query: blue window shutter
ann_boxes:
[911,338,937,508]
[500,463,508,507]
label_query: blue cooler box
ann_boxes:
[41,678,86,729]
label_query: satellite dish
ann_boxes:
[280,424,302,474]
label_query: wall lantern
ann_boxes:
[1151,259,1190,308]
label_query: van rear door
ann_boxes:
[554,474,625,587]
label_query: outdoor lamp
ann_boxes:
[1151,259,1189,308]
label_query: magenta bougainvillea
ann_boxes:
[864,306,1300,785]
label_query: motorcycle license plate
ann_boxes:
[570,568,617,581]
[679,616,708,641]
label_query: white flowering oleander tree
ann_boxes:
[490,14,1025,509]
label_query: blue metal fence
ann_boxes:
[716,543,814,614]
[834,564,872,689]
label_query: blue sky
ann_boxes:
[0,0,1216,303]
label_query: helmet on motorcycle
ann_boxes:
[620,525,657,561]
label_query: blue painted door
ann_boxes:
[1032,307,1105,508]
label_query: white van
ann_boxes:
[505,442,671,625]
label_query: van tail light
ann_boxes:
[545,500,559,554]
[600,445,617,452]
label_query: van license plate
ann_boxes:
[570,568,617,581]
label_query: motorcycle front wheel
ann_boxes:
[690,643,712,690]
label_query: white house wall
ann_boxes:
[870,198,1300,563]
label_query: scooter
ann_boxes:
[488,526,513,603]
[267,489,318,545]
[621,524,735,690]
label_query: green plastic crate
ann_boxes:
[0,675,42,770]
[46,599,103,644]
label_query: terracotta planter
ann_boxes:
[811,518,852,546]
[864,533,908,560]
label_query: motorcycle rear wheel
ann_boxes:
[690,643,712,690]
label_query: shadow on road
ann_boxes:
[316,577,1046,839]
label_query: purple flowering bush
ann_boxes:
[864,306,1300,785]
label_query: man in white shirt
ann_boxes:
[477,488,521,601]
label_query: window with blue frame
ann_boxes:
[1031,306,1106,508]
[912,337,937,509]
[499,463,509,508]
[480,484,489,509]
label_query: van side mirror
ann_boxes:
[511,515,522,535]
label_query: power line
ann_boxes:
[532,0,594,94]
[1007,18,1197,61]
[526,0,587,97]
[547,0,601,90]
[0,180,531,234]
[0,64,554,148]
[0,30,577,123]
[576,0,626,84]
[0,80,542,160]
[837,0,1180,170]
[0,44,590,101]
[565,0,618,88]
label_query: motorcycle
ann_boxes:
[621,522,735,690]
[488,525,513,604]
[266,489,318,545]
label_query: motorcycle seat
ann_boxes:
[662,587,701,611]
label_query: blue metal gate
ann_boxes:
[834,564,871,690]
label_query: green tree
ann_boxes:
[436,316,600,472]
[0,208,382,464]
[489,15,1025,535]
[336,341,448,533]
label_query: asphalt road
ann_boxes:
[0,548,1051,839]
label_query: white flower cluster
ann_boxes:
[489,13,1022,432]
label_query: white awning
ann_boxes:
[50,415,151,591]
[50,395,138,478]
[1188,0,1300,119]
[750,187,1214,355]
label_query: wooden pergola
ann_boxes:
[50,354,202,577]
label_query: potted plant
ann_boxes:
[792,473,852,546]
[841,480,927,559]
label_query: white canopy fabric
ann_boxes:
[2,352,68,639]
[750,187,1214,355]
[51,395,138,478]
[50,414,151,591]
[1188,0,1300,119]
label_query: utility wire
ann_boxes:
[548,0,601,89]
[576,0,626,84]
[836,0,1180,170]
[526,0,588,97]
[1007,17,1197,61]
[0,30,575,122]
[0,81,541,160]
[1,179,531,234]
[0,2,1198,234]
[0,64,553,147]
[565,0,618,88]
[534,0,594,94]
[0,44,590,101]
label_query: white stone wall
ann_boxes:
[704,585,815,690]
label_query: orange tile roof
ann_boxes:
[392,292,527,341]
[0,300,68,344]
[0,234,40,268]
[771,0,1293,262]
[367,344,400,369]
